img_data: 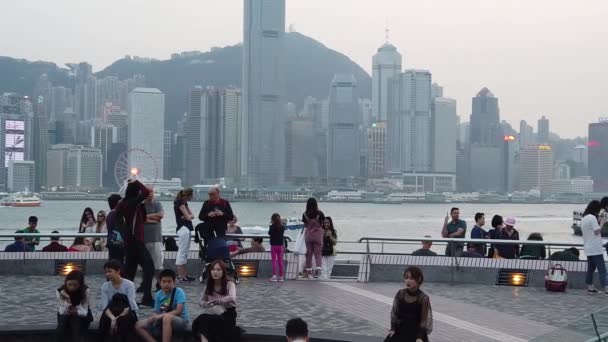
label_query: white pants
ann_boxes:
[321,256,335,280]
[175,226,190,266]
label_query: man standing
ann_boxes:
[198,186,234,238]
[441,208,466,256]
[19,216,41,251]
[470,213,488,255]
[143,186,164,291]
[105,193,125,263]
[495,217,520,259]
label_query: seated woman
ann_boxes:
[192,260,240,342]
[68,237,92,252]
[386,266,432,342]
[519,232,546,259]
[56,270,92,342]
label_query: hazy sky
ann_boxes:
[2,0,607,138]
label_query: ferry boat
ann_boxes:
[0,193,42,207]
[571,210,608,237]
[283,217,304,230]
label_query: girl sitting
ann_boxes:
[56,270,92,342]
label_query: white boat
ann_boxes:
[283,217,304,230]
[0,193,42,207]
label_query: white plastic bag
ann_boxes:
[294,228,307,255]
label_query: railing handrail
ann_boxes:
[358,236,584,247]
[0,232,291,242]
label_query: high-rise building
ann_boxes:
[538,115,550,144]
[91,124,117,187]
[55,108,78,144]
[66,146,103,190]
[432,97,457,173]
[171,134,187,182]
[51,86,69,122]
[0,94,32,191]
[243,0,286,186]
[46,144,72,188]
[519,120,535,148]
[327,74,361,179]
[33,96,50,190]
[128,88,165,181]
[431,83,444,98]
[34,74,53,120]
[285,115,316,183]
[185,87,204,186]
[366,122,386,178]
[469,87,501,146]
[7,160,35,192]
[222,87,242,182]
[588,121,608,191]
[107,112,128,145]
[372,42,402,122]
[519,145,553,193]
[359,98,373,129]
[387,69,433,173]
[163,130,172,181]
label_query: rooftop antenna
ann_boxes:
[385,18,390,43]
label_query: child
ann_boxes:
[321,216,338,280]
[268,213,286,282]
[56,270,91,342]
[98,260,138,342]
[135,269,189,342]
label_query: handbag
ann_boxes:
[545,264,568,292]
[294,228,307,255]
[204,302,226,316]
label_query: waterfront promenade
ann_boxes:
[1,274,607,341]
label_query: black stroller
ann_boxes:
[195,223,240,284]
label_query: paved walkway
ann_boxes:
[1,275,607,341]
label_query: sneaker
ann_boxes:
[278,276,284,282]
[185,275,196,281]
[314,268,321,278]
[269,275,278,282]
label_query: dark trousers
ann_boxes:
[56,314,90,342]
[97,312,137,342]
[108,243,125,265]
[192,309,239,342]
[124,239,154,301]
[586,254,607,288]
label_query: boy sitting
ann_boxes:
[135,269,189,342]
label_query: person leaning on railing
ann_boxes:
[441,208,466,257]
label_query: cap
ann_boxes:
[505,217,516,226]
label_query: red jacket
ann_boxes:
[116,180,150,243]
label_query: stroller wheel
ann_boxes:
[199,275,204,283]
[234,275,240,284]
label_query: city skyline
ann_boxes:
[1,0,606,138]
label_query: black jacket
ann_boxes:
[198,198,234,238]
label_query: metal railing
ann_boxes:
[0,232,291,241]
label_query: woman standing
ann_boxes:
[56,270,91,342]
[226,217,243,253]
[321,217,337,280]
[94,210,107,251]
[386,266,432,342]
[268,213,285,282]
[487,215,503,258]
[192,260,239,342]
[581,200,608,294]
[78,208,96,233]
[302,198,325,279]
[174,188,195,282]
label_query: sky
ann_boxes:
[2,0,607,138]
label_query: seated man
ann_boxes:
[99,260,138,341]
[135,269,188,342]
[286,317,309,342]
[230,237,266,258]
[42,231,69,252]
[4,230,27,252]
[460,243,485,258]
[549,247,580,261]
[412,236,437,256]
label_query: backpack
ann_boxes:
[114,204,138,242]
[106,293,138,321]
[164,237,179,251]
[545,264,568,292]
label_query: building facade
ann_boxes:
[367,122,386,178]
[7,160,35,192]
[66,146,103,190]
[588,121,608,192]
[469,87,501,147]
[285,115,316,183]
[538,116,550,144]
[432,97,457,173]
[372,42,402,122]
[518,145,554,193]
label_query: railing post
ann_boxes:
[365,239,370,283]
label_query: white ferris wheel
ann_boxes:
[113,147,160,192]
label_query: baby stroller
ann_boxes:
[195,223,240,284]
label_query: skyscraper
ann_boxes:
[372,41,402,122]
[588,121,608,192]
[222,87,243,182]
[0,94,32,191]
[432,97,457,173]
[519,145,553,193]
[538,115,550,144]
[469,87,501,146]
[33,96,49,190]
[66,146,103,191]
[91,124,117,187]
[128,88,165,181]
[242,0,286,186]
[7,160,35,192]
[387,69,433,173]
[46,144,72,188]
[367,122,386,178]
[327,74,361,179]
[519,120,535,148]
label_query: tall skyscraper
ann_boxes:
[128,88,165,181]
[91,124,117,187]
[432,97,457,173]
[327,74,361,179]
[243,0,286,186]
[469,87,501,146]
[66,146,103,190]
[366,122,386,178]
[51,86,69,122]
[0,94,32,191]
[222,87,243,182]
[185,87,204,186]
[372,41,402,122]
[588,121,608,192]
[519,120,535,148]
[519,145,553,193]
[387,69,433,173]
[538,115,550,144]
[107,112,128,145]
[7,160,35,192]
[33,96,50,190]
[285,115,316,183]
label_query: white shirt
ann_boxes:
[581,214,604,256]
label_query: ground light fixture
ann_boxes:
[233,261,259,277]
[496,269,529,287]
[54,260,86,276]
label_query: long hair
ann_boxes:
[59,270,88,305]
[96,210,106,233]
[72,236,86,247]
[124,182,139,200]
[78,207,94,232]
[323,216,337,237]
[270,213,284,234]
[491,215,503,228]
[305,197,319,217]
[583,200,602,218]
[600,197,608,210]
[175,188,193,202]
[205,259,229,296]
